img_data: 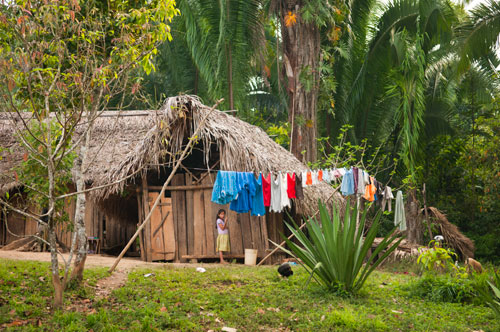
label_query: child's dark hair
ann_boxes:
[216,209,226,221]
[216,209,226,229]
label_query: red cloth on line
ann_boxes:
[262,173,271,207]
[287,173,296,199]
[306,171,313,185]
[318,169,323,182]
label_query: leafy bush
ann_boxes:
[276,200,402,294]
[408,274,479,304]
[417,241,460,274]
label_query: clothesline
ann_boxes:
[210,168,407,231]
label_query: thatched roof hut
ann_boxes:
[0,95,344,263]
[1,95,343,216]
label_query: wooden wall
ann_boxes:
[0,196,40,246]
[0,191,138,256]
[165,172,286,264]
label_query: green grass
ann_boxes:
[1,259,498,331]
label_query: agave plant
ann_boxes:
[477,271,500,319]
[276,200,402,293]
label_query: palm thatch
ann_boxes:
[422,207,475,259]
[0,95,344,216]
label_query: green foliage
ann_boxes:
[276,200,402,294]
[417,241,459,273]
[476,271,500,319]
[407,273,480,304]
[16,121,75,209]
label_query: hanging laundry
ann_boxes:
[229,172,256,213]
[280,172,291,209]
[262,173,271,207]
[301,171,308,187]
[364,176,377,202]
[287,173,296,199]
[333,168,345,178]
[305,171,313,186]
[322,169,330,183]
[295,172,304,199]
[317,169,323,182]
[394,190,406,231]
[357,169,366,195]
[211,171,239,205]
[363,171,370,184]
[381,186,394,212]
[251,173,266,216]
[270,173,281,213]
[341,169,355,196]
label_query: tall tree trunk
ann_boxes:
[405,188,422,244]
[280,2,320,163]
[226,1,234,110]
[70,131,90,283]
[49,227,63,308]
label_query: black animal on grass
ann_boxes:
[278,263,293,278]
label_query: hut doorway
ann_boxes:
[148,191,175,261]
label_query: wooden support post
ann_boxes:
[142,176,152,262]
[136,189,145,261]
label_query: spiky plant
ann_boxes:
[276,200,402,294]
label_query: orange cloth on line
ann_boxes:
[364,176,377,202]
[306,171,313,185]
[318,170,323,182]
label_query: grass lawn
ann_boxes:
[1,258,498,331]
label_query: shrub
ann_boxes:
[417,241,458,273]
[276,200,402,294]
[408,274,478,303]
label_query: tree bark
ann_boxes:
[405,189,422,244]
[280,2,321,163]
[49,228,63,308]
[70,130,90,282]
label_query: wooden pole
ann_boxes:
[257,187,340,266]
[108,99,222,273]
[422,183,433,241]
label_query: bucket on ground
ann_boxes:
[244,248,258,266]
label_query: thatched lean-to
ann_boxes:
[0,95,344,263]
[422,207,475,259]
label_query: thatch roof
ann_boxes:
[0,95,344,216]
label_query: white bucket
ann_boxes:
[244,248,258,266]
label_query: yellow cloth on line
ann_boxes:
[216,234,230,252]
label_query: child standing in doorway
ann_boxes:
[216,209,230,264]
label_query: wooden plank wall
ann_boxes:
[2,197,44,245]
[167,171,283,263]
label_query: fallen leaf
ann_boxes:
[320,315,325,321]
[160,306,167,312]
[222,327,237,332]
[7,320,25,327]
[38,277,45,282]
[257,308,265,315]
[9,309,15,315]
[391,310,403,314]
[267,307,280,312]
